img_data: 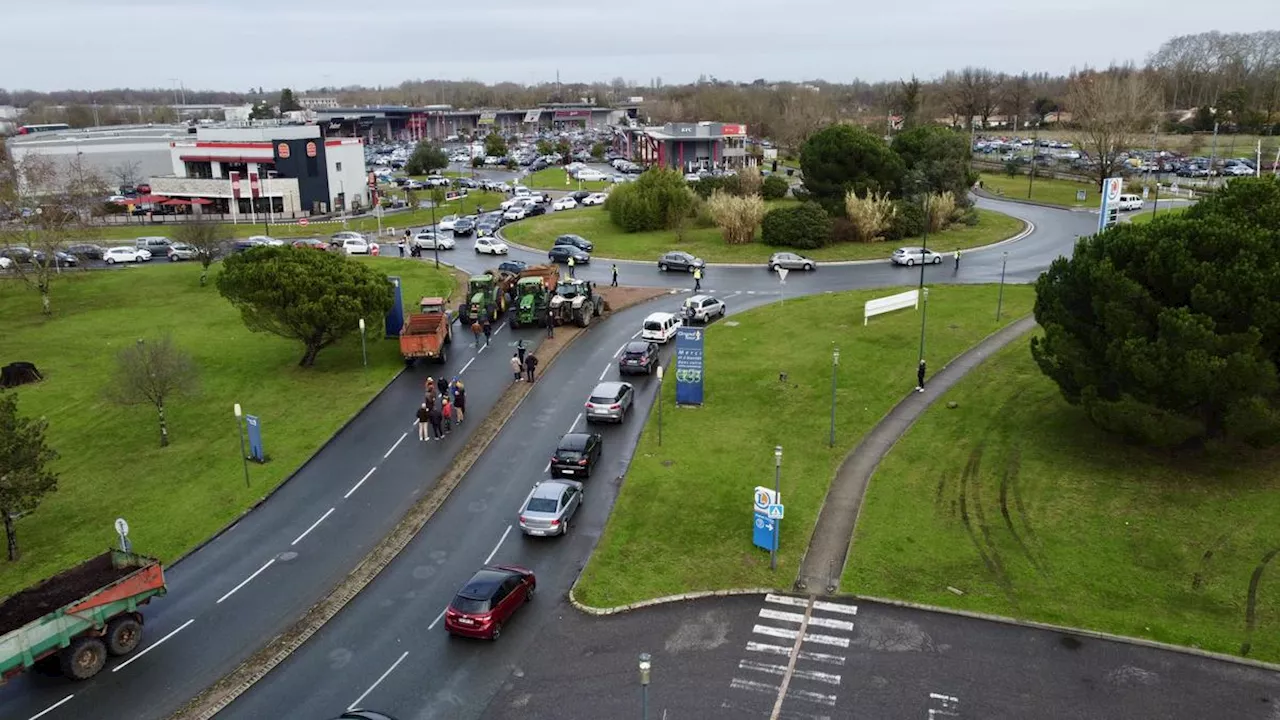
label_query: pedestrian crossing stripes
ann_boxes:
[752,624,851,648]
[759,607,855,632]
[745,641,846,666]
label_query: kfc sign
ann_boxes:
[278,143,291,159]
[720,123,747,136]
[306,141,318,158]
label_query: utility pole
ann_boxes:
[1207,121,1220,189]
[1026,121,1040,199]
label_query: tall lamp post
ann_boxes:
[655,366,664,446]
[996,252,1008,321]
[772,446,782,571]
[233,403,250,488]
[828,347,840,448]
[917,193,931,366]
[358,318,368,367]
[429,189,440,269]
[638,652,652,720]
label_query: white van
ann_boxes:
[1116,194,1144,211]
[641,312,682,344]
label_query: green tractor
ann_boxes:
[549,278,605,328]
[457,273,506,326]
[510,277,550,328]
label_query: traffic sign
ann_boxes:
[776,267,789,283]
[298,217,310,226]
[766,503,785,520]
[114,518,129,537]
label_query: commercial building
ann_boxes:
[147,125,369,216]
[5,124,194,192]
[612,122,750,173]
[315,103,636,142]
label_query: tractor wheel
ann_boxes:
[438,345,448,364]
[106,615,143,657]
[60,637,107,680]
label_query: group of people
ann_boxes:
[415,376,467,441]
[510,339,539,382]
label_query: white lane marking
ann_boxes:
[631,330,642,338]
[27,694,74,720]
[740,660,841,686]
[428,608,447,630]
[765,593,808,608]
[483,525,513,565]
[478,341,488,354]
[347,650,409,711]
[785,687,838,707]
[543,460,551,473]
[111,618,195,671]
[811,600,858,616]
[753,625,850,649]
[567,412,583,433]
[760,608,854,632]
[746,641,845,666]
[492,321,506,337]
[930,693,960,702]
[599,365,611,381]
[613,343,627,359]
[720,699,830,720]
[459,356,476,375]
[344,466,377,499]
[291,507,336,546]
[730,677,780,696]
[384,432,407,459]
[216,559,276,604]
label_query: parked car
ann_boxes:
[333,712,398,720]
[457,178,479,189]
[444,565,536,640]
[891,247,943,266]
[414,231,456,250]
[498,260,528,274]
[65,243,105,260]
[453,217,476,236]
[768,252,816,271]
[518,479,584,537]
[438,215,459,232]
[553,234,594,252]
[0,246,34,263]
[550,432,603,478]
[524,204,547,218]
[475,237,509,255]
[682,294,726,323]
[0,256,11,270]
[331,231,365,244]
[617,341,660,376]
[103,246,148,264]
[233,238,267,253]
[548,245,590,265]
[248,235,284,246]
[568,190,592,203]
[292,238,328,250]
[134,236,173,257]
[657,250,705,272]
[167,243,200,261]
[581,193,608,206]
[585,381,635,423]
[339,237,370,255]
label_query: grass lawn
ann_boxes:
[1128,206,1190,225]
[843,339,1280,663]
[979,172,1096,208]
[0,258,455,598]
[523,167,611,191]
[86,192,506,244]
[573,284,1036,608]
[502,205,1024,263]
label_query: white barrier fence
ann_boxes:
[864,289,919,325]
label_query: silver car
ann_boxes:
[167,243,200,261]
[585,381,634,423]
[891,247,944,266]
[518,479,584,536]
[768,252,816,271]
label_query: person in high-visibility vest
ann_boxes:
[693,267,703,292]
[567,255,576,277]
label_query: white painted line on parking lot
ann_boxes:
[811,600,858,616]
[765,593,808,608]
[344,466,377,499]
[111,618,196,672]
[291,508,336,546]
[484,525,512,565]
[348,650,409,711]
[27,694,74,720]
[217,560,276,604]
[428,608,447,630]
[384,432,407,459]
[459,357,476,375]
[752,624,850,649]
[746,641,845,666]
[599,365,611,381]
[760,608,854,632]
[568,411,583,433]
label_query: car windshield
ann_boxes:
[450,596,490,614]
[526,497,559,513]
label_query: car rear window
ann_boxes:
[643,321,664,331]
[589,394,615,404]
[451,596,490,614]
[556,449,584,461]
[527,498,559,512]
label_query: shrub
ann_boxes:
[690,176,725,199]
[706,191,766,245]
[606,168,695,232]
[800,124,906,210]
[885,199,925,241]
[736,166,763,197]
[958,207,980,226]
[761,174,789,200]
[926,191,957,233]
[762,202,832,249]
[843,190,897,243]
[1004,160,1019,178]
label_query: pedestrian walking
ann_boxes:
[471,320,483,347]
[954,249,961,270]
[524,353,539,382]
[693,267,703,292]
[415,403,431,441]
[482,319,493,345]
[611,264,618,287]
[516,338,527,365]
[453,380,466,425]
[427,402,444,439]
[916,359,927,393]
[441,396,453,433]
[511,353,523,381]
[567,255,576,277]
[436,375,449,397]
[545,309,555,338]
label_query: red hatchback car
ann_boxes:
[444,565,536,640]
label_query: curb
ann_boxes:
[567,586,775,616]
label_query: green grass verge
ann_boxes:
[502,206,1023,263]
[0,258,455,598]
[842,339,1280,663]
[979,173,1095,208]
[573,284,1036,608]
[86,192,506,244]
[523,167,611,191]
[1128,206,1190,225]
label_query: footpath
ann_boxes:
[796,314,1038,594]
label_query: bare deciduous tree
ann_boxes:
[108,160,142,190]
[173,214,231,286]
[1067,69,1160,190]
[106,336,199,448]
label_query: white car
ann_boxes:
[340,238,370,255]
[503,206,529,221]
[684,173,701,182]
[0,256,12,270]
[890,246,944,266]
[582,193,608,206]
[438,215,458,232]
[552,197,578,211]
[104,246,148,264]
[331,231,364,243]
[414,232,455,250]
[500,197,528,211]
[575,169,607,182]
[475,237,509,255]
[249,235,284,246]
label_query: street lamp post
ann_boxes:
[772,446,782,571]
[638,652,652,720]
[233,403,250,488]
[358,318,367,367]
[917,287,930,365]
[655,366,664,446]
[996,252,1008,321]
[429,190,440,269]
[828,347,840,448]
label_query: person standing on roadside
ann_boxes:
[693,267,703,292]
[611,263,618,287]
[567,255,576,278]
[471,320,483,347]
[398,232,406,258]
[416,403,431,441]
[427,401,444,439]
[916,359,927,393]
[545,309,555,338]
[424,376,437,408]
[453,380,466,424]
[511,353,523,381]
[441,395,453,433]
[524,353,539,382]
[482,318,493,346]
[954,249,961,271]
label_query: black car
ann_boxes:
[618,341,660,376]
[525,204,547,218]
[232,239,267,253]
[453,217,476,236]
[553,234,594,252]
[548,245,590,265]
[0,246,34,263]
[498,260,528,274]
[65,243,105,260]
[477,219,501,237]
[457,178,479,189]
[568,190,592,203]
[550,432,604,478]
[658,250,706,272]
[34,250,78,267]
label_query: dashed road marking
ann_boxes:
[483,524,512,565]
[347,650,409,711]
[111,618,195,671]
[27,694,75,720]
[291,507,335,546]
[216,559,276,604]
[740,660,841,686]
[383,432,407,458]
[344,466,377,499]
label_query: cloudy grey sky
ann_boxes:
[7,0,1274,92]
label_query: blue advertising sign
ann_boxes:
[245,414,265,463]
[674,326,704,405]
[384,275,405,338]
[752,486,779,552]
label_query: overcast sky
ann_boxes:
[7,0,1274,93]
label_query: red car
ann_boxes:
[444,565,536,640]
[292,238,328,250]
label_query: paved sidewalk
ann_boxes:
[795,314,1039,593]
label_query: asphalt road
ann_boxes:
[1,196,1097,720]
[479,593,1280,720]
